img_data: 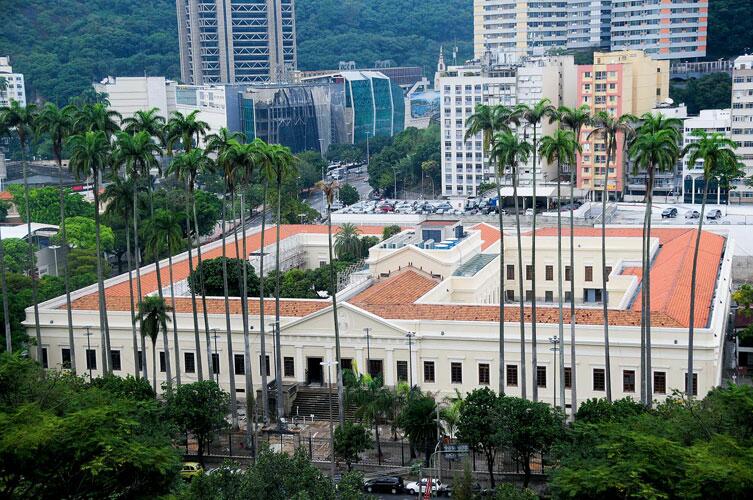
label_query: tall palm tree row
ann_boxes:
[515,99,556,401]
[539,129,580,409]
[682,130,739,396]
[137,295,171,393]
[587,111,635,402]
[318,180,346,425]
[629,113,682,404]
[491,131,533,399]
[557,105,591,413]
[466,104,513,394]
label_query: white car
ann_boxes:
[404,478,448,496]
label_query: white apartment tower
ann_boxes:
[731,55,753,203]
[0,56,26,107]
[681,109,731,205]
[438,55,577,197]
[474,1,707,60]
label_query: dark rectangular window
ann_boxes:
[685,373,698,396]
[212,353,220,374]
[564,367,572,388]
[537,366,546,388]
[653,371,666,394]
[61,348,71,369]
[368,359,383,379]
[138,351,143,371]
[565,291,572,301]
[526,265,533,280]
[605,266,612,280]
[451,362,463,383]
[259,355,270,376]
[284,357,295,377]
[160,352,166,372]
[506,365,518,386]
[506,265,514,280]
[42,348,48,369]
[185,352,196,374]
[585,266,593,282]
[506,289,514,301]
[342,358,353,371]
[525,290,534,302]
[565,266,572,281]
[234,354,245,375]
[110,350,121,371]
[86,349,96,370]
[593,368,605,391]
[397,360,408,382]
[545,291,553,302]
[478,363,490,385]
[546,265,554,281]
[424,361,435,382]
[623,370,635,392]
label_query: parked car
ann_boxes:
[363,475,404,494]
[685,209,700,219]
[706,209,723,220]
[405,478,449,496]
[661,207,678,218]
[180,462,203,480]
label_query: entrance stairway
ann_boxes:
[291,386,358,421]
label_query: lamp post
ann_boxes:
[321,360,338,479]
[48,244,61,276]
[84,325,93,381]
[549,336,560,409]
[406,332,416,387]
[364,328,371,375]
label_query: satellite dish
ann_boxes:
[664,97,674,105]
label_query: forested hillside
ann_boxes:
[0,0,748,105]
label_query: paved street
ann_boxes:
[305,171,372,215]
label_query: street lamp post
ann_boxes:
[406,332,416,387]
[84,325,93,381]
[48,245,61,276]
[321,360,338,479]
[364,328,371,375]
[549,336,560,409]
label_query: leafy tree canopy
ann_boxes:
[54,216,114,251]
[7,185,94,224]
[2,238,33,274]
[334,421,373,470]
[669,73,732,115]
[339,184,359,206]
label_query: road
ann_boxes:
[305,171,372,214]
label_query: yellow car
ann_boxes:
[180,462,204,480]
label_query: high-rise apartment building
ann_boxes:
[681,108,731,204]
[0,56,26,107]
[575,51,669,199]
[474,1,707,61]
[176,0,297,85]
[731,55,753,203]
[438,55,577,197]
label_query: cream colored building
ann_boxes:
[28,220,732,412]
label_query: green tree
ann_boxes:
[187,258,260,298]
[346,372,391,460]
[1,239,33,274]
[575,397,647,423]
[7,186,94,226]
[339,183,359,206]
[335,222,362,261]
[457,387,503,488]
[382,224,401,240]
[54,215,114,251]
[334,421,373,470]
[136,295,171,394]
[670,73,733,115]
[167,380,229,467]
[297,150,327,189]
[398,390,437,465]
[245,445,335,499]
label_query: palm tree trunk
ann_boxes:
[0,225,12,353]
[496,179,505,395]
[221,194,239,427]
[273,178,285,425]
[149,184,171,393]
[185,181,203,381]
[513,165,527,400]
[21,142,43,365]
[601,139,612,402]
[152,338,157,393]
[93,169,111,374]
[126,224,139,378]
[375,418,382,458]
[58,156,76,374]
[327,206,345,425]
[644,169,654,405]
[556,160,565,409]
[167,248,181,386]
[258,180,270,424]
[133,187,147,381]
[192,191,213,383]
[239,192,257,456]
[569,133,578,415]
[531,128,539,401]
[688,181,709,397]
[640,197,648,404]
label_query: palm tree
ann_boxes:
[515,99,556,401]
[334,222,362,261]
[103,177,141,378]
[491,131,533,399]
[136,296,171,393]
[122,108,165,138]
[268,144,297,426]
[68,130,113,374]
[682,130,738,396]
[38,102,78,372]
[346,372,391,459]
[556,105,591,413]
[168,149,214,382]
[166,110,210,153]
[587,111,635,402]
[0,102,44,361]
[208,130,244,428]
[539,129,580,409]
[629,113,682,404]
[318,180,346,425]
[73,102,121,138]
[466,104,513,394]
[144,209,185,387]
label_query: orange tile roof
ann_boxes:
[470,223,503,251]
[66,224,384,317]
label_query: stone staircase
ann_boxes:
[290,386,358,421]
